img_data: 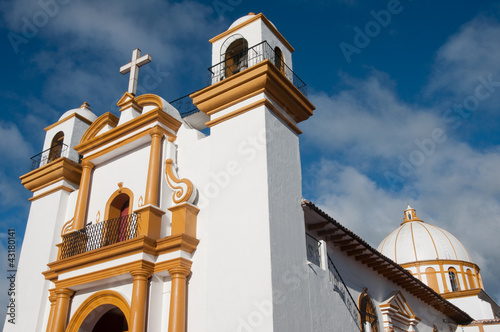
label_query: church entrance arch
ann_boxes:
[65,290,130,332]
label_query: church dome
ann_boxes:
[377,205,472,264]
[228,13,257,29]
[59,102,97,123]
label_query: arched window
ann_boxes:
[466,269,476,289]
[448,268,460,292]
[425,267,440,292]
[359,292,379,332]
[224,38,248,78]
[48,131,64,162]
[274,46,285,73]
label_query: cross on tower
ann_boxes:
[120,48,152,95]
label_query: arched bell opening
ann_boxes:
[224,38,248,78]
[274,46,285,74]
[48,131,64,162]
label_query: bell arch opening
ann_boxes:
[274,46,285,73]
[48,131,64,162]
[224,38,248,78]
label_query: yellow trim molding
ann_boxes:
[441,288,481,300]
[20,157,82,193]
[76,103,181,157]
[44,112,93,132]
[104,186,135,221]
[45,235,199,282]
[79,112,119,144]
[28,185,74,202]
[190,60,314,125]
[117,91,142,112]
[209,13,294,53]
[65,290,131,332]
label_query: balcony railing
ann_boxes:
[306,233,360,329]
[30,143,68,170]
[59,213,139,259]
[169,94,200,118]
[167,41,308,120]
[208,41,308,96]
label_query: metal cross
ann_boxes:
[120,48,152,95]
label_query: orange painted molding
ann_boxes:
[190,60,314,125]
[20,157,82,193]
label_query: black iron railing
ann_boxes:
[169,94,200,118]
[59,213,139,259]
[168,41,308,119]
[208,41,308,96]
[327,255,361,329]
[306,233,360,329]
[30,143,68,170]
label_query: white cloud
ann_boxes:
[0,122,33,164]
[303,72,442,163]
[2,0,223,112]
[425,16,500,113]
[301,17,500,301]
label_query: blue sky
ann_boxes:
[1,0,500,326]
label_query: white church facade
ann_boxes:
[5,12,499,332]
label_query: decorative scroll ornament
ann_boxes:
[165,159,197,204]
[61,218,74,236]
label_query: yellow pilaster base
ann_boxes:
[134,205,165,240]
[168,203,200,238]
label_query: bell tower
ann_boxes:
[190,12,315,331]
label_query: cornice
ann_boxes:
[20,157,82,193]
[190,60,314,125]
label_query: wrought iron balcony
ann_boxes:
[59,213,139,259]
[208,41,308,96]
[30,143,69,170]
